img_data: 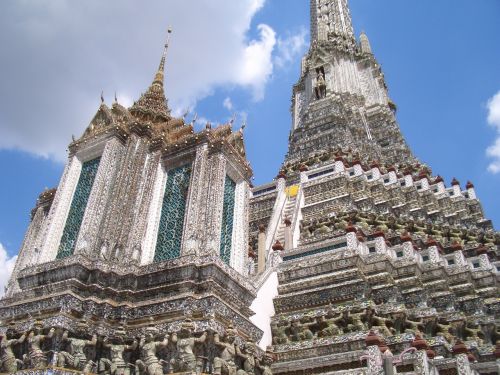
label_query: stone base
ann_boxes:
[10,369,213,375]
[10,367,95,375]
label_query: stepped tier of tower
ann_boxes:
[248,161,499,373]
[249,148,495,254]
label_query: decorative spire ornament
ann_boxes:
[129,26,173,122]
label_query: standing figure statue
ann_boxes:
[171,318,207,373]
[98,328,137,375]
[236,341,256,375]
[315,70,327,99]
[57,321,97,373]
[0,332,25,372]
[213,325,237,375]
[26,321,55,369]
[135,322,168,375]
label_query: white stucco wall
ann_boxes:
[250,271,279,349]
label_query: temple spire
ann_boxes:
[311,0,354,42]
[130,27,173,122]
[360,30,372,54]
[153,27,172,87]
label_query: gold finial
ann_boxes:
[154,26,173,86]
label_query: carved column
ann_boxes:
[230,180,249,274]
[5,194,52,296]
[141,153,167,264]
[181,144,209,256]
[365,345,383,375]
[455,353,473,375]
[74,137,125,257]
[201,153,227,256]
[38,155,82,263]
[123,145,163,263]
[413,350,432,375]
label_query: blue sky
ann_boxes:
[0,0,499,266]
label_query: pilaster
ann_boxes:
[74,137,125,257]
[230,180,249,274]
[38,156,82,263]
[201,153,227,256]
[141,153,167,265]
[181,144,209,256]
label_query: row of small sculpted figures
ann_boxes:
[271,308,499,346]
[0,320,274,375]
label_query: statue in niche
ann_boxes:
[98,327,137,375]
[135,320,168,375]
[112,245,122,260]
[171,318,207,373]
[57,321,97,372]
[236,341,256,375]
[314,68,327,99]
[25,321,55,369]
[76,236,89,255]
[0,332,25,372]
[99,240,110,260]
[131,245,142,264]
[213,325,237,375]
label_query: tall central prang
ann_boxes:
[248,1,499,374]
[286,0,414,170]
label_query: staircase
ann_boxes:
[274,194,297,246]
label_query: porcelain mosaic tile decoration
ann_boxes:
[154,164,191,262]
[1,1,498,374]
[220,175,236,265]
[56,157,101,259]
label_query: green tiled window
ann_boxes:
[154,164,191,262]
[57,157,101,259]
[219,175,236,264]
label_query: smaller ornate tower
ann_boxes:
[0,31,271,375]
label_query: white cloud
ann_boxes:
[0,243,17,297]
[486,91,500,173]
[0,0,277,161]
[235,24,277,101]
[223,97,234,111]
[274,27,308,69]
